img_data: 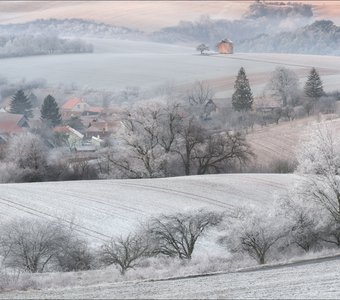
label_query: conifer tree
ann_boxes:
[304,68,324,101]
[232,67,254,112]
[40,95,62,127]
[9,89,33,118]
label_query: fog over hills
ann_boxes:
[0,1,339,32]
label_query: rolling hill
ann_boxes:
[0,174,295,243]
[1,39,340,94]
[1,173,340,299]
[247,115,340,165]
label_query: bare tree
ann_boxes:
[0,219,65,273]
[266,66,300,107]
[280,197,321,252]
[0,218,93,273]
[148,210,222,260]
[54,233,93,272]
[100,234,150,275]
[106,100,253,178]
[224,208,285,264]
[6,132,47,171]
[186,81,215,120]
[193,131,253,174]
[171,118,205,175]
[297,126,340,223]
[295,125,340,247]
[157,102,184,153]
[110,103,165,178]
[196,44,209,55]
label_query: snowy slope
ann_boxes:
[1,39,340,92]
[247,115,340,165]
[2,255,340,299]
[0,174,295,242]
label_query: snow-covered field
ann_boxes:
[1,39,340,94]
[247,115,340,165]
[2,173,340,299]
[0,174,295,243]
[2,255,340,299]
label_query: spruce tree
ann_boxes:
[304,67,324,101]
[9,89,33,118]
[232,67,254,112]
[40,95,62,127]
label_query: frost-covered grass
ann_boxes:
[2,251,340,299]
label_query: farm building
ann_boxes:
[217,39,233,54]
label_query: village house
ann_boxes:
[84,119,118,139]
[61,98,102,119]
[0,112,29,153]
[0,112,29,135]
[53,125,84,149]
[217,39,234,54]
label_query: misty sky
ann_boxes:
[0,1,339,31]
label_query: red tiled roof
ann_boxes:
[62,98,81,110]
[0,112,26,134]
[53,125,69,133]
[86,107,102,113]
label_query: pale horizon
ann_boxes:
[0,1,339,31]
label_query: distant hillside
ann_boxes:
[0,34,93,58]
[244,1,313,19]
[151,2,313,46]
[0,18,144,39]
[237,20,340,55]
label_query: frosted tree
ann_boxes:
[108,102,167,178]
[193,131,253,174]
[186,81,215,120]
[1,219,65,273]
[148,210,222,260]
[106,100,253,178]
[41,95,62,127]
[232,67,253,112]
[267,66,300,107]
[304,67,324,102]
[171,118,205,175]
[101,234,150,275]
[6,132,47,172]
[9,89,33,118]
[222,206,286,264]
[279,195,321,252]
[196,43,209,55]
[296,125,340,245]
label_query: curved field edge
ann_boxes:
[2,254,340,299]
[0,174,296,242]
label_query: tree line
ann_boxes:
[0,34,93,58]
